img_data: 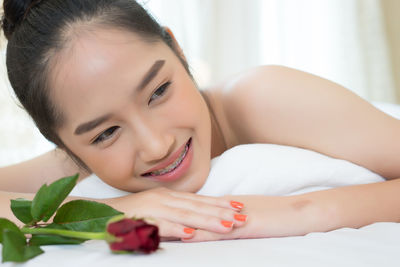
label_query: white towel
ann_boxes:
[71,144,384,198]
[196,144,384,196]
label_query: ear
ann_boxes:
[163,26,187,62]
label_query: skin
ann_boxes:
[2,25,400,242]
[53,27,213,194]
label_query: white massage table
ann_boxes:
[1,222,399,267]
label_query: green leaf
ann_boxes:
[54,200,123,232]
[41,223,70,230]
[31,174,79,222]
[0,218,22,243]
[31,184,50,222]
[2,229,43,263]
[11,199,34,225]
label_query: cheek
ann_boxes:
[82,141,135,187]
[168,80,209,129]
[178,80,211,140]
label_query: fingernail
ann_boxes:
[221,220,234,228]
[234,214,248,222]
[183,228,195,234]
[230,201,244,210]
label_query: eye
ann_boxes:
[148,81,171,104]
[92,126,120,145]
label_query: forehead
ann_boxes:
[49,28,170,127]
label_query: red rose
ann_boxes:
[106,218,160,254]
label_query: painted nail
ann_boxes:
[183,228,195,234]
[230,201,244,210]
[221,220,234,228]
[234,214,248,222]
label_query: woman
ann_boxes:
[1,0,400,242]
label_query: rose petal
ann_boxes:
[137,225,160,253]
[107,219,159,253]
[110,231,140,251]
[107,219,146,236]
[137,226,154,241]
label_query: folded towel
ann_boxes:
[71,144,384,198]
[196,144,384,196]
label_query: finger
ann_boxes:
[181,228,239,243]
[163,198,248,227]
[159,206,237,234]
[145,218,196,240]
[160,236,180,242]
[168,191,244,212]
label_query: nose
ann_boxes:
[136,121,175,163]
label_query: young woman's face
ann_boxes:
[53,28,212,193]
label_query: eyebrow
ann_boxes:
[74,59,165,135]
[74,114,112,135]
[137,59,165,91]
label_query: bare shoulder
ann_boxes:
[211,65,400,179]
[212,65,336,144]
[207,65,292,145]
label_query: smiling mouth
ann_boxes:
[141,138,191,177]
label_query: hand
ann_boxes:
[181,195,312,242]
[107,187,248,241]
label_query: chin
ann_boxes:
[172,162,211,193]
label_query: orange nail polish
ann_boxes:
[221,220,234,228]
[184,228,195,234]
[230,201,244,210]
[234,214,248,222]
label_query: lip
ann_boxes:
[140,138,193,182]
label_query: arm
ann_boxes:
[0,148,90,193]
[184,179,400,242]
[181,65,400,241]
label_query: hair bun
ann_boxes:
[1,0,40,39]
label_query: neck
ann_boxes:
[210,111,226,158]
[200,90,227,158]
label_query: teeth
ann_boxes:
[150,142,189,176]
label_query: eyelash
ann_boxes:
[91,82,171,145]
[92,126,119,144]
[148,81,171,104]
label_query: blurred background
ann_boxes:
[1,0,400,166]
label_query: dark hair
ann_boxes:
[1,0,190,171]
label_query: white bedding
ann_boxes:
[1,222,399,267]
[2,101,400,266]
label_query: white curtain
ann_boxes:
[142,0,263,88]
[143,0,397,102]
[259,0,395,102]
